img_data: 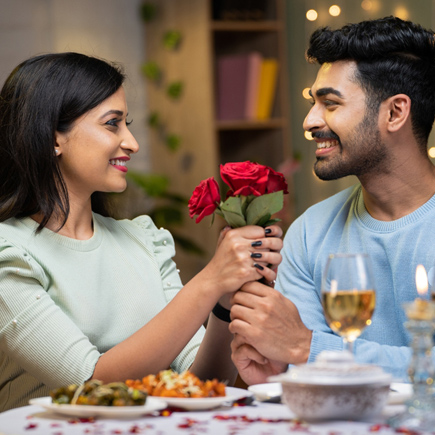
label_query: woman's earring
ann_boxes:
[55,149,60,156]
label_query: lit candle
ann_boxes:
[404,265,435,321]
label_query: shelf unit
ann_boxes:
[143,0,291,283]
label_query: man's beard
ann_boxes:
[313,112,388,181]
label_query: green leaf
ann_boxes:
[246,191,284,226]
[165,134,181,152]
[167,81,184,99]
[163,30,182,50]
[171,232,205,256]
[262,218,282,227]
[141,61,161,82]
[127,171,169,197]
[150,206,183,227]
[255,213,272,227]
[140,2,157,22]
[147,111,161,128]
[221,210,247,228]
[220,197,246,227]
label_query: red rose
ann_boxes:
[266,167,289,194]
[220,161,269,197]
[188,177,221,223]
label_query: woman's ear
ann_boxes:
[54,131,67,156]
[381,94,411,133]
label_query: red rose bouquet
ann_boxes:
[189,161,288,228]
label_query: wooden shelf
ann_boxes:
[210,20,282,32]
[143,0,291,282]
[215,118,286,130]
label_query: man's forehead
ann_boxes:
[310,60,359,96]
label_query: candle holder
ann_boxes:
[388,301,435,432]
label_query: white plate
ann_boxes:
[29,396,167,418]
[160,386,253,411]
[388,382,413,405]
[248,382,282,402]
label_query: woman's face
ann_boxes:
[55,87,139,201]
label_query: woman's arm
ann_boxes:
[93,224,283,382]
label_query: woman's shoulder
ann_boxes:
[94,214,175,250]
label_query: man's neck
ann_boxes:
[360,158,435,221]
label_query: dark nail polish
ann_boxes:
[251,252,262,258]
[253,263,264,270]
[265,228,272,235]
[251,241,262,247]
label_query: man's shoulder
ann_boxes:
[304,184,360,217]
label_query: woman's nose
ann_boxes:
[121,131,140,154]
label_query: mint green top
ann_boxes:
[0,214,205,411]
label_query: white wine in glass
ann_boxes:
[321,253,376,354]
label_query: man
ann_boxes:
[229,16,435,385]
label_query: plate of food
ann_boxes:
[248,382,282,402]
[126,370,253,411]
[29,396,166,418]
[30,379,166,418]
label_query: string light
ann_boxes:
[302,87,311,99]
[306,9,318,21]
[394,6,409,20]
[361,0,372,11]
[305,131,314,141]
[428,147,435,158]
[329,5,341,17]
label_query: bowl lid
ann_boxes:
[268,351,392,386]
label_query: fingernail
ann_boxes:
[265,228,272,235]
[251,241,262,247]
[251,252,262,259]
[253,263,264,270]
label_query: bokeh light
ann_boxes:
[306,9,318,21]
[428,147,435,158]
[329,5,341,17]
[394,6,409,20]
[361,0,372,11]
[302,87,311,99]
[304,131,314,141]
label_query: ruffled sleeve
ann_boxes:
[129,216,205,372]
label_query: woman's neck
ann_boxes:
[31,199,94,240]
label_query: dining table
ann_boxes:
[0,395,424,435]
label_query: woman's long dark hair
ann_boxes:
[0,52,125,231]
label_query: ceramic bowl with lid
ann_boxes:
[268,351,392,421]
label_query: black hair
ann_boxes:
[306,16,435,150]
[0,52,125,230]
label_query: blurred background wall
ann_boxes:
[1,0,434,279]
[0,0,150,174]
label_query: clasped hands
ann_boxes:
[212,224,312,386]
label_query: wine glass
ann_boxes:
[321,253,376,355]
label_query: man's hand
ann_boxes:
[231,333,287,385]
[229,281,313,366]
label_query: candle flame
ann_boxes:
[415,264,429,296]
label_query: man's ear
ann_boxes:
[380,94,411,133]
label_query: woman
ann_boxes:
[0,52,282,411]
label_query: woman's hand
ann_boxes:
[196,225,283,299]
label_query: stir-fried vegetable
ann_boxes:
[50,380,147,406]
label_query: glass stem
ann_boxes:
[343,337,354,355]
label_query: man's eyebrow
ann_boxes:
[312,87,344,99]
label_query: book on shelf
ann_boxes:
[216,52,278,121]
[256,58,279,120]
[216,52,261,121]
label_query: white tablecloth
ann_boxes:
[0,400,418,435]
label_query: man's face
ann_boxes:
[303,60,388,180]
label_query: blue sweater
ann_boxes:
[276,184,435,382]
